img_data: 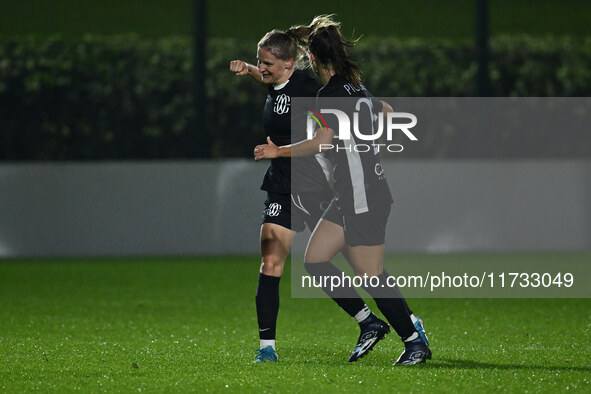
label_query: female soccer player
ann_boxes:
[254,16,431,365]
[230,19,390,363]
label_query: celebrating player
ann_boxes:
[254,16,431,365]
[230,18,390,364]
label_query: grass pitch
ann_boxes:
[1,254,589,392]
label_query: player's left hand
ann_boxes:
[254,137,279,161]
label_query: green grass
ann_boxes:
[1,0,590,39]
[1,255,590,392]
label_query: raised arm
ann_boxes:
[229,59,265,87]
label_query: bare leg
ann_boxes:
[305,219,346,264]
[259,223,295,277]
[304,219,367,316]
[345,244,385,277]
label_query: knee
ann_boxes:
[304,248,330,265]
[353,267,382,278]
[260,254,285,276]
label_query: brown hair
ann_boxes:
[307,16,362,86]
[257,15,340,70]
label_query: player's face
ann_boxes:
[257,47,290,85]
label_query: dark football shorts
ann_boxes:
[322,199,392,246]
[262,191,333,232]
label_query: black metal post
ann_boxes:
[475,0,490,96]
[193,0,209,157]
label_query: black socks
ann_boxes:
[255,273,281,340]
[363,271,415,339]
[304,261,366,317]
[301,263,417,341]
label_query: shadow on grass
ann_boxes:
[424,357,591,373]
[277,350,590,373]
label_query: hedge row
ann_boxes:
[1,35,590,160]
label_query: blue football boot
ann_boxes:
[253,346,278,363]
[411,314,429,347]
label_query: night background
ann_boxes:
[0,1,589,392]
[1,0,590,160]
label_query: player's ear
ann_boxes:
[285,58,294,70]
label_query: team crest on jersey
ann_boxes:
[375,163,386,180]
[266,203,282,217]
[375,163,385,176]
[273,94,291,115]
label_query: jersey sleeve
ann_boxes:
[372,97,384,113]
[365,90,384,113]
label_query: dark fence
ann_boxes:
[1,35,590,160]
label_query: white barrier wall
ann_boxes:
[0,160,589,257]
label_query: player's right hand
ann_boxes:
[254,137,280,161]
[229,60,249,76]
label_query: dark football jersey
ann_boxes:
[261,70,331,194]
[317,75,393,214]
